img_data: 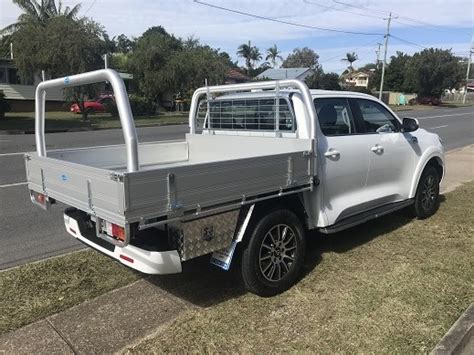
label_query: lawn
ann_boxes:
[0,111,188,132]
[0,251,140,335]
[0,182,472,353]
[128,182,474,353]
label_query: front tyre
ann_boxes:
[413,165,440,219]
[241,209,306,297]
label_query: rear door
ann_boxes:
[350,98,417,207]
[314,97,370,225]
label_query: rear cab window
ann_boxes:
[197,97,296,132]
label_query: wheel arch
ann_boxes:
[409,151,444,198]
[237,194,309,245]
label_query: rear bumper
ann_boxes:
[63,209,182,275]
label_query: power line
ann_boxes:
[303,0,382,20]
[319,39,382,64]
[193,0,383,36]
[390,35,427,49]
[83,0,97,15]
[333,0,469,34]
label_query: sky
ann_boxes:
[1,0,472,73]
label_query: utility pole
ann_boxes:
[104,54,108,69]
[462,35,473,104]
[376,43,382,69]
[10,42,13,60]
[378,13,394,101]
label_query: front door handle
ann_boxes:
[324,149,340,159]
[371,144,384,154]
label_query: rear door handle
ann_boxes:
[371,144,384,154]
[324,149,340,159]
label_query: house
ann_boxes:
[256,67,314,81]
[225,68,250,84]
[341,70,373,89]
[0,58,135,111]
[0,58,64,111]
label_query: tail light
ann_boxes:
[112,224,126,242]
[30,190,52,210]
[101,220,127,243]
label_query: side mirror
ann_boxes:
[402,117,419,133]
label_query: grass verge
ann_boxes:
[0,250,140,335]
[0,111,187,132]
[128,182,474,353]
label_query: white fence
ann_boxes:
[442,91,474,103]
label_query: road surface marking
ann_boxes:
[430,125,449,129]
[0,152,28,157]
[417,112,472,120]
[0,182,28,188]
[0,139,184,157]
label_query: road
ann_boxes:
[0,106,472,269]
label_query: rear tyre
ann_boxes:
[241,209,306,297]
[413,165,440,219]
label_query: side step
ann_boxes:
[319,199,414,234]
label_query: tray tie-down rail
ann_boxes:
[35,69,139,172]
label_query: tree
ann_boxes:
[1,0,81,35]
[250,46,262,68]
[129,27,231,105]
[342,52,358,72]
[305,72,341,90]
[128,26,182,104]
[237,41,253,73]
[359,63,377,71]
[12,16,108,120]
[383,52,412,92]
[282,47,320,70]
[403,48,463,97]
[266,44,283,68]
[114,34,134,53]
[248,62,272,78]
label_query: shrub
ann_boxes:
[0,92,11,119]
[104,95,156,117]
[103,100,118,116]
[129,95,156,116]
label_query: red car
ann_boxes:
[70,95,114,114]
[409,96,442,106]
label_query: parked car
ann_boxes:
[409,96,442,106]
[70,94,114,114]
[27,69,444,296]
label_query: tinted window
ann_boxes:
[314,98,356,136]
[356,99,400,133]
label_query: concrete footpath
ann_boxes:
[1,145,473,354]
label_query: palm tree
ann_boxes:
[1,0,81,35]
[266,44,283,68]
[250,46,262,69]
[237,41,253,74]
[341,52,358,72]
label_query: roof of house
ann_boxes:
[342,70,374,79]
[256,67,312,80]
[225,68,250,81]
